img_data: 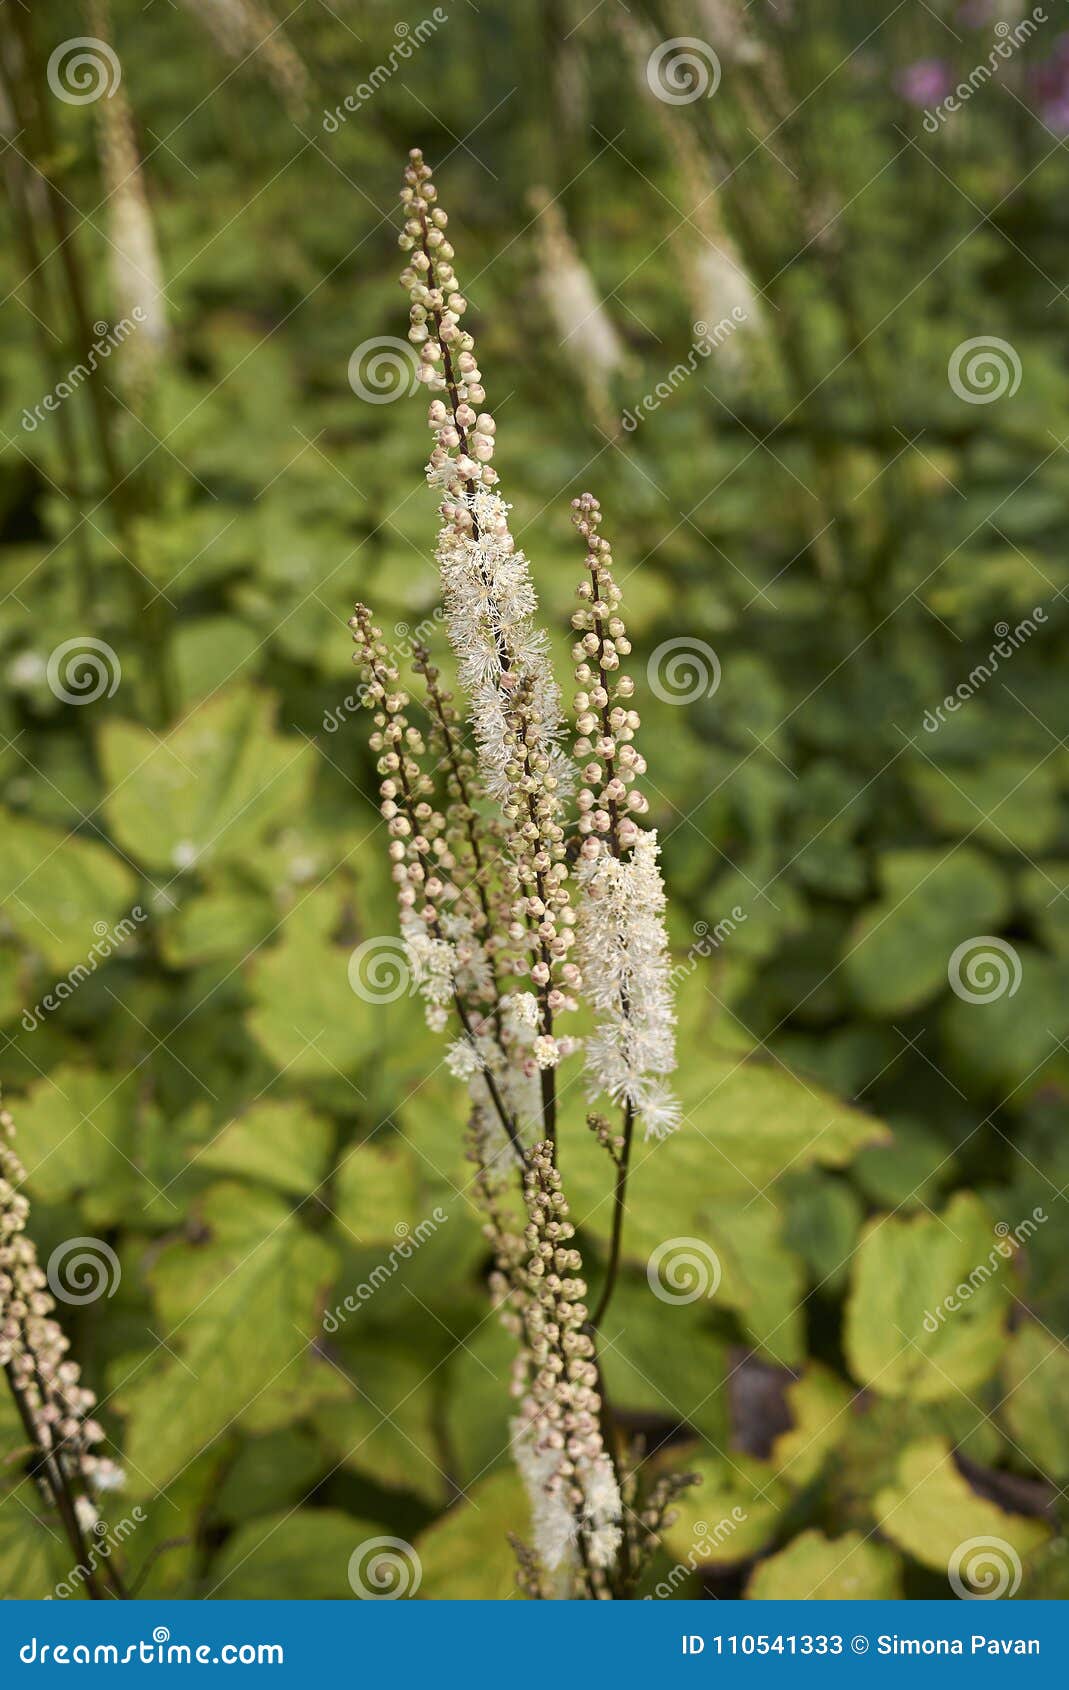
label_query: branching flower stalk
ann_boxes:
[348,150,691,1597]
[0,1099,127,1599]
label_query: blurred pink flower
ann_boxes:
[1032,33,1069,130]
[896,58,954,106]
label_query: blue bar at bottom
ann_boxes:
[1,1600,1067,1683]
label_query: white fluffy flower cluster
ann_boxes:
[511,1416,579,1576]
[511,1417,622,1577]
[577,830,680,1140]
[435,484,566,800]
[402,920,456,1034]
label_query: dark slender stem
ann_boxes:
[539,1068,556,1149]
[453,991,523,1162]
[590,1102,634,1331]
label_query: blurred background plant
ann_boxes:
[0,0,1067,1600]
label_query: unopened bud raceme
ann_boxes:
[570,496,679,1141]
[1,1096,124,1567]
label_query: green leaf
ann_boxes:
[565,1055,888,1244]
[14,1065,159,1221]
[416,1470,526,1598]
[197,1099,332,1197]
[906,757,1061,856]
[1001,1323,1069,1480]
[675,1052,889,1189]
[874,1437,1048,1579]
[843,847,1009,1015]
[845,1194,1008,1401]
[599,1278,731,1450]
[782,1171,863,1295]
[827,1395,1006,1527]
[213,1430,326,1526]
[173,616,262,707]
[332,1142,420,1247]
[0,942,23,1024]
[0,808,138,972]
[158,882,274,968]
[771,1365,854,1490]
[747,1530,902,1599]
[121,1182,338,1494]
[1019,861,1069,955]
[0,1481,72,1599]
[440,1319,518,1491]
[852,1118,956,1210]
[312,1329,455,1510]
[709,1200,806,1366]
[99,687,312,873]
[209,1508,383,1598]
[245,886,433,1083]
[941,949,1069,1097]
[661,1453,790,1566]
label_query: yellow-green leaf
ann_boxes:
[748,1529,902,1599]
[99,687,311,873]
[875,1437,1048,1582]
[845,1194,1008,1401]
[1001,1323,1069,1481]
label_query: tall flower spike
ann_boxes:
[570,495,679,1141]
[1,1096,125,1594]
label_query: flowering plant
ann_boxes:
[0,1100,126,1598]
[348,150,689,1596]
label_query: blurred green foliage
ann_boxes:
[1,0,1067,1599]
